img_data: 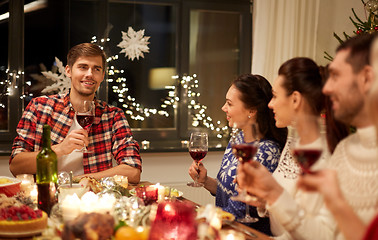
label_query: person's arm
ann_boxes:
[10,129,89,176]
[238,161,335,240]
[188,161,217,194]
[297,169,366,240]
[75,164,141,183]
[110,109,142,183]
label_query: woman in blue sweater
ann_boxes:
[188,74,287,235]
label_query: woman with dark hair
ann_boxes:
[188,74,287,235]
[236,57,344,239]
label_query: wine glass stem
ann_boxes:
[244,194,251,217]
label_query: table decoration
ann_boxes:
[135,185,158,205]
[16,174,34,196]
[149,200,198,240]
[113,196,151,228]
[58,183,87,202]
[219,229,245,240]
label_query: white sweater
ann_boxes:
[267,126,378,240]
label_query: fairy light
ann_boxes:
[49,35,230,139]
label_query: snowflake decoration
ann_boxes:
[117,27,150,61]
[40,57,71,94]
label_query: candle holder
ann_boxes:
[16,174,34,197]
[149,200,197,240]
[135,186,158,205]
[219,229,245,240]
[58,183,87,202]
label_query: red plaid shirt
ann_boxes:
[10,92,142,173]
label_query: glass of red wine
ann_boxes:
[230,124,259,223]
[187,132,208,187]
[290,115,325,174]
[76,100,95,152]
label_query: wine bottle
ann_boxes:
[36,124,58,215]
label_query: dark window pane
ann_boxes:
[108,3,176,129]
[0,2,9,131]
[189,10,240,133]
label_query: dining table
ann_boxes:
[134,181,272,240]
[3,180,272,240]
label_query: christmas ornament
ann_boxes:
[40,57,71,94]
[117,27,150,61]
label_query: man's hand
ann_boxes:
[53,129,89,156]
[297,169,343,208]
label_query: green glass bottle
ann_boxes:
[36,124,58,215]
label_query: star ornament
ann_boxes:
[117,27,150,61]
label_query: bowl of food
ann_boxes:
[0,176,21,197]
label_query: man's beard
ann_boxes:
[334,83,364,125]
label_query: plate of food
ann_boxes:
[0,176,21,197]
[196,205,236,223]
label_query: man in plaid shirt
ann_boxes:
[9,43,141,183]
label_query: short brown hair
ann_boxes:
[67,43,106,69]
[336,33,378,73]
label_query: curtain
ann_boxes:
[251,0,320,83]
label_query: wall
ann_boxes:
[315,0,366,66]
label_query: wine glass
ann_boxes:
[187,132,208,187]
[230,123,259,223]
[76,100,95,152]
[290,115,325,174]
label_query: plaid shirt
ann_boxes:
[10,92,142,173]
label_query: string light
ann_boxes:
[89,36,229,139]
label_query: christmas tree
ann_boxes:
[324,0,378,61]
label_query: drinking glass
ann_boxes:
[135,186,158,205]
[76,100,95,152]
[187,132,208,187]
[290,115,325,174]
[230,123,259,223]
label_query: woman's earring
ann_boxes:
[248,115,251,119]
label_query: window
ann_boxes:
[0,0,252,152]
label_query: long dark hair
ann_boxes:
[278,57,348,153]
[232,74,287,148]
[320,65,350,153]
[278,57,324,115]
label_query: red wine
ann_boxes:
[232,143,258,163]
[292,149,322,173]
[77,114,94,130]
[37,182,57,215]
[189,150,207,163]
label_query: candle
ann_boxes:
[97,193,116,214]
[80,192,99,213]
[30,184,38,204]
[58,183,87,203]
[149,201,197,240]
[155,183,165,202]
[219,230,245,240]
[61,193,81,222]
[16,174,34,196]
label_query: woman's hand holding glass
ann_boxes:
[187,132,208,187]
[188,161,208,186]
[230,124,261,223]
[236,161,284,206]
